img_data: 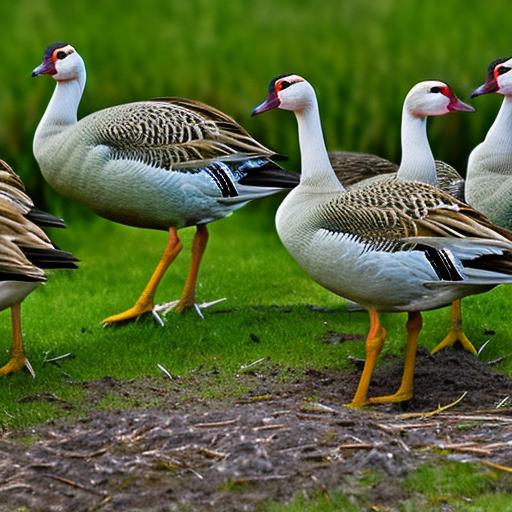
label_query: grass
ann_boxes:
[1,201,512,429]
[259,461,512,511]
[1,0,512,208]
[1,2,512,508]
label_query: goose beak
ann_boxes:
[447,97,475,113]
[31,60,55,77]
[471,79,499,98]
[251,93,280,116]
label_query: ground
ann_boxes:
[1,207,512,510]
[1,350,512,511]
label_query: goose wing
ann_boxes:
[0,199,77,281]
[0,160,66,228]
[315,178,512,281]
[434,160,465,201]
[329,152,465,201]
[328,151,398,186]
[91,97,279,171]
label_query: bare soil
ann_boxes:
[1,349,512,511]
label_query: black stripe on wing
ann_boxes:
[205,163,238,198]
[418,244,463,281]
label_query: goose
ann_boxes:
[0,160,77,377]
[32,43,299,326]
[466,57,512,229]
[327,82,476,357]
[329,153,464,199]
[252,74,512,406]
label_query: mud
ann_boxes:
[1,349,512,511]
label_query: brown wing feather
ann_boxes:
[329,151,465,201]
[92,98,277,170]
[317,178,512,252]
[328,151,398,186]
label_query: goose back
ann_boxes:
[329,151,465,200]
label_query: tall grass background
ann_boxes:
[0,0,510,216]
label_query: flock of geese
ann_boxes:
[1,42,511,406]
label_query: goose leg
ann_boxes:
[348,309,386,408]
[174,224,208,313]
[369,311,422,404]
[430,300,477,356]
[0,304,34,378]
[154,225,225,318]
[102,227,182,325]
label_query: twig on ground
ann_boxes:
[156,363,175,380]
[496,396,510,408]
[338,442,381,450]
[232,474,291,483]
[482,461,512,473]
[477,335,495,358]
[44,447,108,459]
[193,419,237,428]
[300,402,338,414]
[253,424,288,432]
[487,353,512,366]
[43,353,75,365]
[43,474,105,496]
[197,447,227,459]
[400,391,467,419]
[87,495,113,512]
[240,357,266,371]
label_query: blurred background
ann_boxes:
[0,0,510,217]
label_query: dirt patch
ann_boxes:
[1,349,512,511]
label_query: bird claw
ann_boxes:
[154,297,226,319]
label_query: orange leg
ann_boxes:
[369,311,422,404]
[102,227,183,325]
[431,299,477,356]
[0,303,34,377]
[174,225,209,313]
[348,309,386,408]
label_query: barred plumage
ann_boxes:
[255,73,507,406]
[32,43,299,325]
[330,151,465,201]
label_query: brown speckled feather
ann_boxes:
[317,178,511,252]
[94,98,277,171]
[328,151,465,201]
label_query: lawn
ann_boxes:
[2,200,512,430]
[2,0,512,509]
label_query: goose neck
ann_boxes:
[294,99,344,192]
[35,69,86,138]
[483,95,512,149]
[397,108,436,184]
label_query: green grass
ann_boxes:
[1,0,512,209]
[1,2,512,508]
[1,202,512,429]
[260,461,512,511]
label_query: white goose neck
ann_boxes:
[397,108,436,185]
[294,98,345,192]
[483,95,512,149]
[35,69,86,140]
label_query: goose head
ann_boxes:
[251,74,316,115]
[404,81,475,117]
[32,43,84,81]
[472,57,512,97]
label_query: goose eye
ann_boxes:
[56,51,67,60]
[277,80,291,92]
[430,86,441,93]
[497,66,511,76]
